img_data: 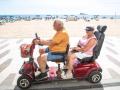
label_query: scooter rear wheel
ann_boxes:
[88,71,102,83]
[17,75,32,89]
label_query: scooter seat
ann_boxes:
[77,57,94,64]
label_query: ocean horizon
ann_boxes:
[0,14,120,19]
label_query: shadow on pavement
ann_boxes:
[14,80,104,90]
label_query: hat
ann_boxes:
[85,26,94,31]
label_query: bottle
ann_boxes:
[74,59,80,67]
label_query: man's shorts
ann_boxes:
[45,48,64,61]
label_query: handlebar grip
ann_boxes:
[35,33,39,39]
[35,33,43,46]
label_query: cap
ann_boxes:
[85,26,94,31]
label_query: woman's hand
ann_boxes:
[70,47,80,52]
[73,47,80,51]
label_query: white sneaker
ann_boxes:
[62,72,73,79]
[35,71,41,76]
[63,65,68,70]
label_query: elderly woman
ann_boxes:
[63,26,97,79]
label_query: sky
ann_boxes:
[0,0,120,15]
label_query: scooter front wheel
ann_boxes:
[17,75,32,89]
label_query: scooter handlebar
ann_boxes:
[35,33,43,46]
[35,33,39,39]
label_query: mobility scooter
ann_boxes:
[17,25,107,89]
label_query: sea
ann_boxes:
[0,14,120,20]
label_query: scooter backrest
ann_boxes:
[92,25,107,60]
[65,44,70,55]
[97,25,107,33]
[63,44,70,61]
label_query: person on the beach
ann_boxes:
[34,20,69,80]
[63,26,97,79]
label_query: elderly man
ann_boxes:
[34,20,69,80]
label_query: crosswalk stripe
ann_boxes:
[108,68,120,79]
[0,65,13,85]
[0,40,8,44]
[0,73,16,86]
[16,39,23,44]
[0,43,9,51]
[105,40,115,47]
[12,74,20,86]
[106,55,120,68]
[0,58,12,73]
[102,68,112,80]
[106,46,118,55]
[0,50,10,59]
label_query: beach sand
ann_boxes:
[0,19,120,38]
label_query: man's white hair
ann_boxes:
[54,19,64,27]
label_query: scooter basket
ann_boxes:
[20,44,31,58]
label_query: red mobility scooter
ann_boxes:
[17,25,107,89]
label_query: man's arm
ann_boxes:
[40,39,52,45]
[34,37,62,46]
[34,39,52,45]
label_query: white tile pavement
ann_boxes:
[0,37,120,89]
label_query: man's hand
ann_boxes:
[33,39,40,45]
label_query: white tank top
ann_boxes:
[78,35,97,55]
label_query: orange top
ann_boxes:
[49,29,69,52]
